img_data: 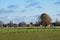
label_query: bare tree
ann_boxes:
[8,21,14,27]
[21,22,26,27]
[0,21,3,28]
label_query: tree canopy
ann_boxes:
[40,13,51,26]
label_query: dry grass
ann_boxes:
[0,31,60,40]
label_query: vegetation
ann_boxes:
[40,13,51,27]
[0,21,3,27]
[8,21,14,27]
[0,13,60,28]
[0,28,60,33]
[0,28,60,40]
[0,13,60,40]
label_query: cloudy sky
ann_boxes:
[0,0,60,24]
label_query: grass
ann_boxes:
[0,28,60,33]
[0,28,60,40]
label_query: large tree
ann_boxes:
[40,13,51,27]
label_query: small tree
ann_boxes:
[29,22,33,27]
[18,23,22,27]
[21,22,26,27]
[8,21,14,27]
[14,23,18,27]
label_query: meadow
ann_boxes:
[0,28,60,40]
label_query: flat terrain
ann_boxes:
[0,28,60,40]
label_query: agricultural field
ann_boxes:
[0,28,60,40]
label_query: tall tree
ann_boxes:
[40,13,51,28]
[8,21,14,27]
[0,21,3,27]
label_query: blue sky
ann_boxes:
[0,0,60,24]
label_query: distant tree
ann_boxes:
[14,23,18,27]
[18,23,22,27]
[55,19,60,26]
[26,24,29,27]
[29,22,33,27]
[21,22,26,27]
[3,24,8,28]
[8,21,14,27]
[0,21,3,27]
[55,19,58,26]
[35,22,40,26]
[40,13,51,28]
[30,22,33,25]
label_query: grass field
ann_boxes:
[0,28,60,40]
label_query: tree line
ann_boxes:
[0,13,60,28]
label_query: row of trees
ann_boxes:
[0,21,34,28]
[0,13,60,28]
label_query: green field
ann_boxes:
[0,28,60,40]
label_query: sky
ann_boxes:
[0,0,60,24]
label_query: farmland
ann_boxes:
[0,28,60,40]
